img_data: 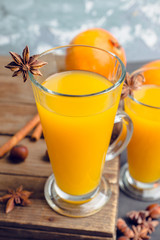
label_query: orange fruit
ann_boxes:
[140,60,160,85]
[66,28,126,78]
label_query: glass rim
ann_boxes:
[128,94,160,110]
[128,67,160,109]
[29,44,126,98]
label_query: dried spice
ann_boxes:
[0,185,32,213]
[132,225,150,240]
[0,114,40,158]
[127,211,149,224]
[121,72,145,100]
[117,203,160,239]
[5,46,47,82]
[142,218,159,234]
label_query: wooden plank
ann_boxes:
[0,136,51,178]
[0,174,118,238]
[0,56,12,76]
[0,75,35,104]
[0,102,37,135]
[0,226,113,240]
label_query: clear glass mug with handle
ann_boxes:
[29,45,133,217]
[120,67,160,201]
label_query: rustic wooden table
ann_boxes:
[0,56,120,240]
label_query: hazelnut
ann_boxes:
[146,203,159,211]
[44,150,50,162]
[9,145,28,163]
[146,203,160,219]
[118,237,130,240]
[149,207,160,219]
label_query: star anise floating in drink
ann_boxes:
[121,72,145,100]
[5,46,47,82]
[0,185,33,213]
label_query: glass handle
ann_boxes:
[106,111,133,161]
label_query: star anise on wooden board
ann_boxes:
[121,71,145,100]
[0,185,33,213]
[5,45,47,82]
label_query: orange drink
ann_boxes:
[29,45,128,217]
[125,85,160,183]
[37,70,119,195]
[120,67,160,201]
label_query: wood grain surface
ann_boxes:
[0,56,119,239]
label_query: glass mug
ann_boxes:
[29,45,132,217]
[120,68,160,201]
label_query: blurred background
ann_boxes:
[0,0,159,63]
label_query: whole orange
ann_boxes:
[141,60,160,85]
[66,28,126,78]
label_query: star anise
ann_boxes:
[132,225,150,240]
[127,210,149,224]
[5,46,47,82]
[142,217,159,234]
[0,185,32,213]
[121,71,145,100]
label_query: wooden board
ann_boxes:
[0,56,119,240]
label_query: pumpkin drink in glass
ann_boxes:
[29,45,132,217]
[120,68,160,201]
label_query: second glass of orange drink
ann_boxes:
[120,68,160,201]
[29,45,132,217]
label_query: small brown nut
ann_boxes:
[9,145,28,163]
[149,207,160,219]
[44,150,50,162]
[117,237,130,240]
[146,203,159,212]
[146,203,160,219]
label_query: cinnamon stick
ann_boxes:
[0,114,40,158]
[31,122,43,141]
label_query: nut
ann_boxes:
[117,237,130,240]
[146,203,160,219]
[44,150,50,162]
[146,203,159,212]
[9,145,28,163]
[149,207,160,219]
